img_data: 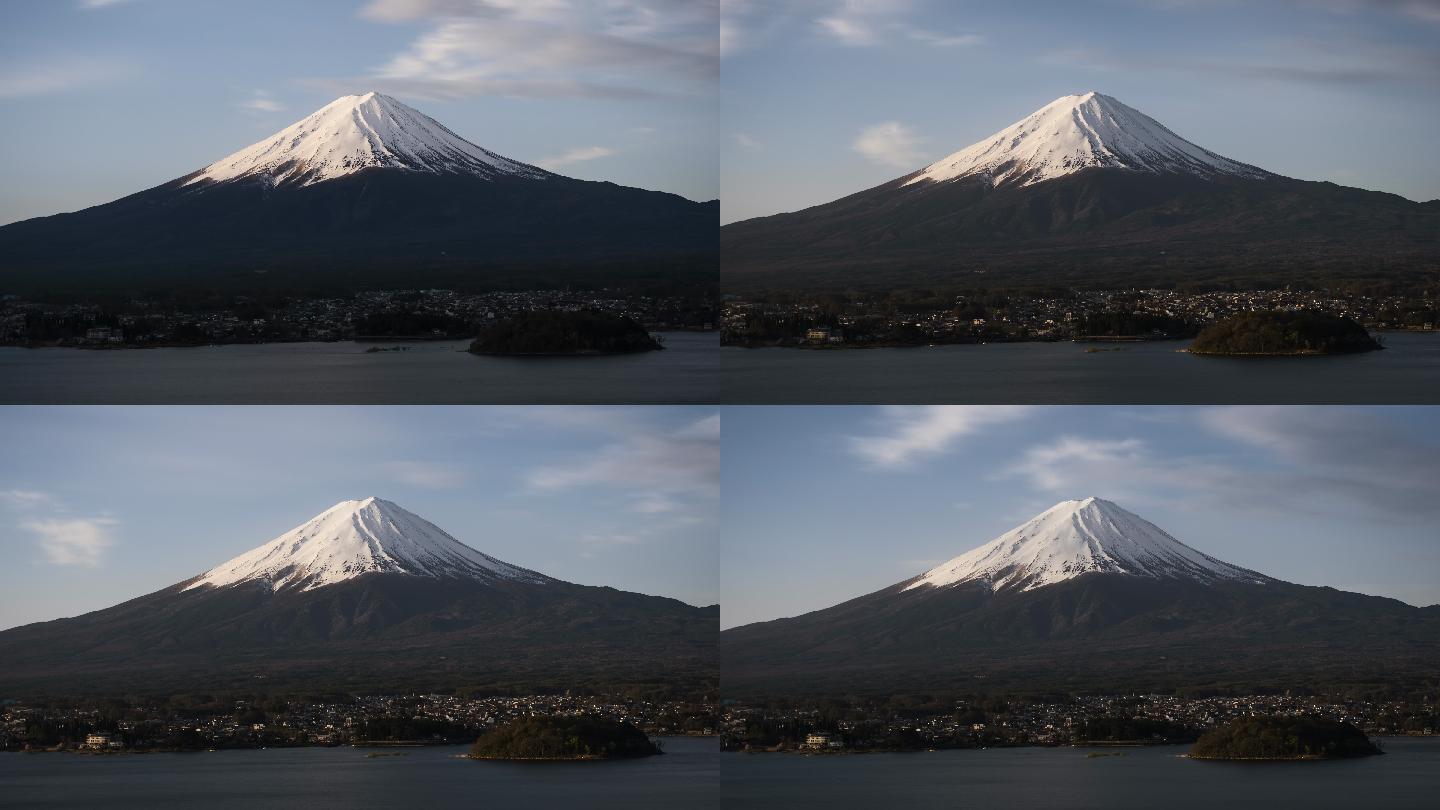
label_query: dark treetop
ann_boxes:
[1188,311,1382,356]
[1190,716,1382,760]
[468,310,663,355]
[469,716,662,760]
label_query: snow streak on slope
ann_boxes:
[184,497,551,592]
[904,497,1271,593]
[185,92,551,188]
[904,92,1270,189]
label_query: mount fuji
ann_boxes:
[722,92,1440,290]
[722,498,1440,697]
[0,498,717,696]
[0,93,716,291]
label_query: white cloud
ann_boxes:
[815,0,910,46]
[0,60,138,98]
[998,410,1440,524]
[726,1,984,54]
[676,412,721,440]
[720,16,742,56]
[528,412,720,497]
[24,518,117,567]
[817,14,879,45]
[0,490,53,507]
[733,132,761,149]
[850,406,1033,469]
[905,28,983,47]
[237,90,284,113]
[537,145,615,170]
[1005,436,1148,491]
[382,460,466,489]
[360,0,569,23]
[852,121,927,168]
[631,493,683,514]
[345,0,716,100]
[78,0,134,8]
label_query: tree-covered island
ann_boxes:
[1189,716,1383,760]
[1188,311,1383,356]
[469,716,663,761]
[468,310,664,356]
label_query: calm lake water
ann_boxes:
[0,736,717,810]
[0,332,717,404]
[723,332,1440,404]
[722,737,1440,809]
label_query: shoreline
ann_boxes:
[467,753,662,762]
[3,330,712,352]
[722,328,1430,352]
[724,734,1433,757]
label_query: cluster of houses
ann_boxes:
[1,694,716,752]
[723,288,1434,347]
[722,692,1436,752]
[0,288,716,347]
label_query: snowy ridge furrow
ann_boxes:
[185,92,551,188]
[904,498,1271,593]
[904,92,1271,189]
[183,497,551,592]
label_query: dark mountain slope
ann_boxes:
[0,575,717,696]
[722,574,1439,697]
[722,170,1440,291]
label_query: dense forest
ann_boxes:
[1190,717,1382,760]
[469,716,661,760]
[1189,311,1382,355]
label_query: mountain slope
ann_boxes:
[722,499,1440,697]
[0,93,717,292]
[722,93,1440,291]
[0,499,716,697]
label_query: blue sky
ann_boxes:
[0,0,717,226]
[721,0,1440,223]
[721,406,1440,629]
[0,406,718,630]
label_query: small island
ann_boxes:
[1188,311,1382,356]
[468,716,663,761]
[468,310,663,356]
[1189,716,1383,761]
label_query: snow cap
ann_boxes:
[904,92,1270,188]
[904,497,1270,593]
[184,92,551,188]
[183,497,551,592]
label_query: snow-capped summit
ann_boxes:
[184,497,550,592]
[904,497,1270,593]
[904,92,1271,189]
[185,92,551,188]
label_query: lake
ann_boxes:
[0,332,717,404]
[722,332,1440,403]
[722,737,1440,809]
[0,736,717,810]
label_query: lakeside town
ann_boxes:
[722,288,1438,347]
[0,288,717,348]
[721,693,1439,752]
[1,694,717,753]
